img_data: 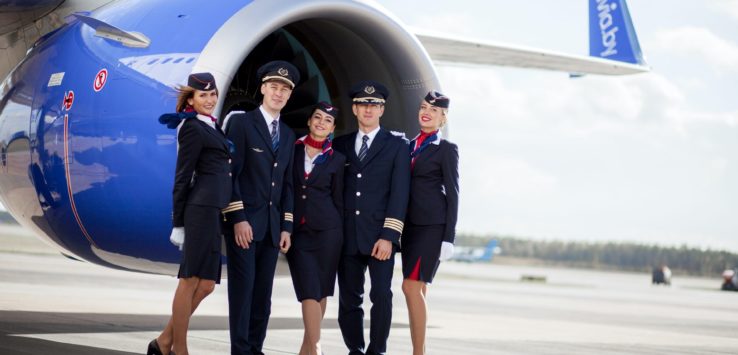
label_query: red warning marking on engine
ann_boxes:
[63,91,74,111]
[93,69,108,92]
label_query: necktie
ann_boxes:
[271,120,279,152]
[358,135,369,161]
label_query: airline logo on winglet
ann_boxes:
[597,0,619,58]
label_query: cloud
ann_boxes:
[709,0,738,21]
[653,26,738,73]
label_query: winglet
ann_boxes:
[589,0,646,65]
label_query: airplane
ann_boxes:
[0,0,648,275]
[450,240,500,263]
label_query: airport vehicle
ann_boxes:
[451,240,500,263]
[0,0,647,274]
[651,265,671,286]
[721,269,737,291]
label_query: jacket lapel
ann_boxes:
[344,132,361,167]
[195,119,230,153]
[276,120,291,158]
[251,110,274,156]
[412,143,439,174]
[361,129,388,166]
[306,152,329,183]
[295,146,308,184]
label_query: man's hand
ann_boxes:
[234,221,253,249]
[371,238,393,261]
[279,231,291,254]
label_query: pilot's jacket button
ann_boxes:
[356,192,361,197]
[357,173,362,178]
[355,210,360,215]
[302,195,306,199]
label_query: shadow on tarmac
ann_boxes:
[0,310,403,354]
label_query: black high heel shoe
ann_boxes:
[147,339,164,355]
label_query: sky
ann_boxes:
[376,0,738,252]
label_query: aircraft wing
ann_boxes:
[415,30,649,75]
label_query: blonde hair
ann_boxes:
[440,108,449,127]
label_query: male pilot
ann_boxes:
[332,80,411,355]
[223,60,299,355]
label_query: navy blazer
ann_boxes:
[224,109,295,246]
[292,144,345,231]
[407,138,459,243]
[333,128,410,255]
[172,118,232,227]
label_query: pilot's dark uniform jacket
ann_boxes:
[333,81,410,355]
[159,72,232,283]
[287,124,346,302]
[223,107,296,244]
[221,60,299,355]
[402,91,459,284]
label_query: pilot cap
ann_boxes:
[349,80,389,104]
[314,101,339,119]
[424,90,450,108]
[188,72,217,91]
[257,60,300,89]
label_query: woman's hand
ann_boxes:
[439,242,455,261]
[169,227,185,250]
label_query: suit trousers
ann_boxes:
[225,231,279,355]
[338,252,395,355]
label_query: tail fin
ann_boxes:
[479,240,498,261]
[589,0,646,65]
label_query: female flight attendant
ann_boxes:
[287,102,346,355]
[401,90,459,355]
[148,72,232,355]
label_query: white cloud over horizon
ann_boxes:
[653,26,738,74]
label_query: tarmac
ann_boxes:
[1,224,738,354]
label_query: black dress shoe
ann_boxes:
[147,339,164,355]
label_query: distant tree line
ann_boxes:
[457,234,738,277]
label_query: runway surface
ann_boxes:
[1,225,737,354]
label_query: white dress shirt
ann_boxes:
[355,126,381,156]
[304,148,319,174]
[259,105,280,135]
[196,114,217,130]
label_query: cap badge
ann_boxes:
[278,68,289,76]
[429,99,435,104]
[326,107,333,111]
[364,86,375,94]
[204,82,211,90]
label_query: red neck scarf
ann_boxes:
[414,130,438,151]
[304,135,326,149]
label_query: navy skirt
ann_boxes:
[287,224,342,301]
[178,204,223,283]
[401,223,444,283]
